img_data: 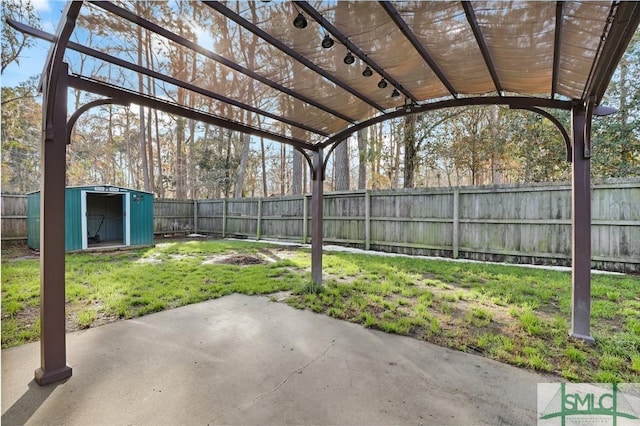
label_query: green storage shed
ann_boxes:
[27,185,154,251]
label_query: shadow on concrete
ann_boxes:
[1,379,58,426]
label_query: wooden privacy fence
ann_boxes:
[152,179,640,273]
[3,179,639,272]
[1,194,28,241]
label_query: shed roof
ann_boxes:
[27,185,155,195]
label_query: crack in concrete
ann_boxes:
[208,339,336,425]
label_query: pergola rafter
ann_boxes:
[7,0,639,386]
[379,1,458,99]
[68,75,313,150]
[461,1,504,96]
[551,1,564,99]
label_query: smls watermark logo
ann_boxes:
[538,383,640,425]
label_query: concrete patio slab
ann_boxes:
[2,294,557,425]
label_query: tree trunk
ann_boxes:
[234,3,259,197]
[490,106,501,184]
[357,128,366,189]
[260,137,268,196]
[175,117,186,198]
[147,32,164,197]
[291,149,303,194]
[403,114,417,188]
[334,139,350,191]
[108,105,115,184]
[235,132,251,198]
[173,5,188,198]
[376,123,382,181]
[188,118,196,198]
[125,110,135,187]
[392,121,401,189]
[224,130,233,198]
[146,106,155,193]
[153,109,164,198]
[135,5,150,192]
[280,144,286,195]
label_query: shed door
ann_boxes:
[82,191,127,248]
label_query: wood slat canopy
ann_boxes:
[7,0,639,386]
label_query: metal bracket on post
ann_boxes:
[583,96,595,159]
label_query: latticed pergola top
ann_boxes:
[12,1,640,150]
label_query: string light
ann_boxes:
[343,51,355,65]
[293,13,307,29]
[321,34,334,48]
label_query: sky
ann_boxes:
[1,0,64,88]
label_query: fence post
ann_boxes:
[302,194,309,244]
[453,189,460,258]
[365,190,371,250]
[193,199,198,234]
[256,198,262,240]
[222,199,227,238]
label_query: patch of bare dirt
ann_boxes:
[205,254,265,266]
[65,302,119,332]
[1,243,38,261]
[3,304,39,325]
[268,290,293,301]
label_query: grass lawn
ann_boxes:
[2,238,639,383]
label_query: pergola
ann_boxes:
[8,1,640,386]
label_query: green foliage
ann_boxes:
[527,354,553,372]
[564,347,586,364]
[0,84,41,193]
[76,309,97,329]
[516,309,544,336]
[631,354,640,373]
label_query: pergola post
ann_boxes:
[35,62,73,385]
[569,103,594,343]
[311,149,324,285]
